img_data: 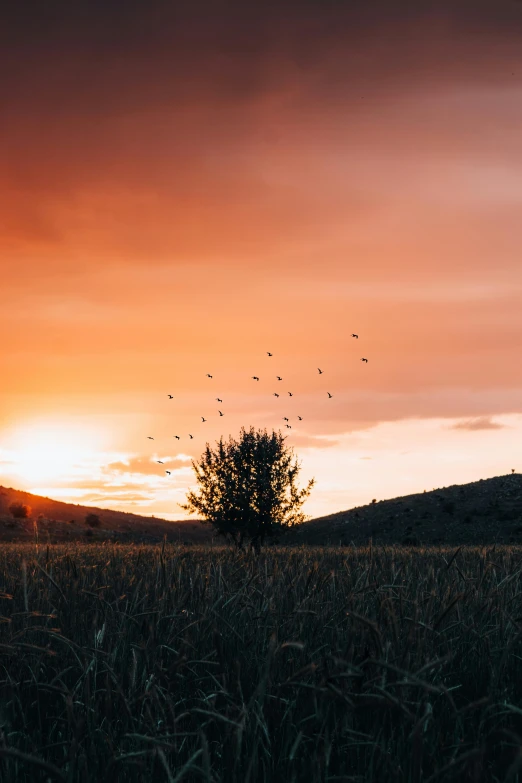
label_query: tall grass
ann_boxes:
[0,543,522,781]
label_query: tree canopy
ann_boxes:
[180,427,314,549]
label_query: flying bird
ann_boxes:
[327,392,333,398]
[168,394,174,399]
[216,398,222,403]
[218,411,224,416]
[201,417,207,422]
[189,434,194,439]
[174,435,180,440]
[157,460,164,464]
[206,374,213,378]
[318,368,323,374]
[298,416,303,421]
[352,334,358,339]
[166,470,171,475]
[147,436,154,440]
[267,352,273,356]
[285,424,292,428]
[277,376,282,381]
[283,417,289,421]
[273,393,279,397]
[288,392,293,397]
[252,376,259,381]
[361,358,368,363]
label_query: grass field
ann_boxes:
[1,542,522,781]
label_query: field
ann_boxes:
[1,543,522,781]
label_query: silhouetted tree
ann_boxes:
[85,513,101,528]
[8,502,31,519]
[181,427,314,552]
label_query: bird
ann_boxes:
[352,334,358,339]
[201,417,207,422]
[273,393,279,397]
[283,417,289,421]
[288,392,293,397]
[157,460,164,464]
[189,434,194,439]
[361,358,368,363]
[168,394,174,399]
[206,374,213,378]
[166,470,171,475]
[277,376,282,381]
[252,376,260,381]
[218,410,224,416]
[147,436,154,440]
[512,469,515,474]
[216,398,222,403]
[267,352,273,357]
[174,435,180,440]
[327,392,333,398]
[285,424,292,428]
[318,368,323,374]
[298,416,303,421]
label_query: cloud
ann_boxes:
[2,0,522,261]
[289,434,340,450]
[79,491,155,505]
[449,416,507,431]
[105,455,192,476]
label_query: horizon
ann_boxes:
[2,0,521,520]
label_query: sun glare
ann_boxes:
[4,420,105,485]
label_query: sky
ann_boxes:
[1,0,522,520]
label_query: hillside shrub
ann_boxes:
[8,502,31,519]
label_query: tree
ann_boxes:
[85,513,101,528]
[8,502,31,519]
[180,426,315,551]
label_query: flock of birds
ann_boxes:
[147,336,369,476]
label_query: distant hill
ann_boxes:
[2,475,521,547]
[295,474,522,546]
[0,486,211,544]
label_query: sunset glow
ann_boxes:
[2,420,105,485]
[1,1,521,520]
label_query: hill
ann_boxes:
[0,485,211,544]
[2,474,521,547]
[296,473,522,546]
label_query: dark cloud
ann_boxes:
[2,0,522,267]
[2,1,522,117]
[449,416,507,431]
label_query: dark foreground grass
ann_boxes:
[1,543,522,781]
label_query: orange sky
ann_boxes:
[2,1,522,520]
